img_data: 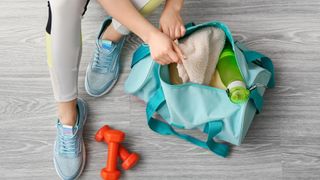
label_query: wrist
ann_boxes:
[165,0,183,12]
[143,28,160,44]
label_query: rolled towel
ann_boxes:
[177,27,226,85]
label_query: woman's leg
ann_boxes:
[85,0,164,97]
[102,0,164,42]
[46,1,90,179]
[46,0,89,126]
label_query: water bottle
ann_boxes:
[217,43,249,104]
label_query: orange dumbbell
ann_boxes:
[119,145,139,170]
[100,129,125,180]
[95,125,139,170]
[95,125,113,143]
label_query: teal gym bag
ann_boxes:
[124,21,275,158]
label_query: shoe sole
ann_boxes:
[53,98,88,180]
[84,64,120,97]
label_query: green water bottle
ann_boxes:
[217,43,249,104]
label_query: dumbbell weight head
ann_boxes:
[101,167,120,180]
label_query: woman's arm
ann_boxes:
[98,0,184,64]
[97,0,156,43]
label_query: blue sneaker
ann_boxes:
[54,98,88,180]
[85,17,126,97]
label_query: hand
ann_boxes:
[159,2,186,40]
[146,30,184,65]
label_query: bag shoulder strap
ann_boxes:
[235,41,275,113]
[146,88,230,158]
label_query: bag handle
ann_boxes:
[245,51,275,88]
[131,44,150,68]
[146,88,230,158]
[249,88,263,113]
[184,22,196,29]
[235,42,275,88]
[235,42,275,113]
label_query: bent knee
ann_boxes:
[48,0,84,15]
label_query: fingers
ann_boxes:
[159,24,163,32]
[153,48,181,65]
[172,42,185,64]
[161,55,172,65]
[175,27,181,40]
[169,25,186,40]
[162,26,184,40]
[149,30,186,65]
[152,52,172,65]
[180,25,186,37]
[175,25,186,39]
[168,50,180,64]
[161,26,174,40]
[169,28,175,40]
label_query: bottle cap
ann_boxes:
[229,86,250,104]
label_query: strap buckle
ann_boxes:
[249,83,268,92]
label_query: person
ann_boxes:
[45,0,185,179]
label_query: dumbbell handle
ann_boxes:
[119,145,130,160]
[106,142,120,171]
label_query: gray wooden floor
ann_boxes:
[1,0,320,179]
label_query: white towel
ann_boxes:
[177,27,226,85]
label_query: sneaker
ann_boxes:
[53,98,88,180]
[85,17,126,97]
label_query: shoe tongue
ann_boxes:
[62,125,75,136]
[100,39,113,50]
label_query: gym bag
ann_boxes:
[124,21,275,158]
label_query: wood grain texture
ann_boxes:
[0,0,319,179]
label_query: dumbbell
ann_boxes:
[95,125,113,143]
[95,125,140,170]
[100,129,125,180]
[119,145,139,170]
